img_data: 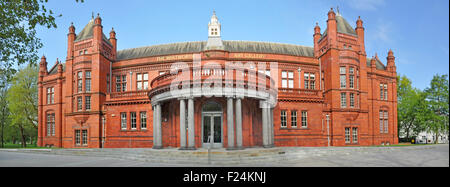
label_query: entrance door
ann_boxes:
[202,114,222,148]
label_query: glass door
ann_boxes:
[202,114,222,148]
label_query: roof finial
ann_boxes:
[92,12,94,19]
[337,6,340,14]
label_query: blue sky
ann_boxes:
[36,0,449,90]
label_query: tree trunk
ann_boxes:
[19,124,26,148]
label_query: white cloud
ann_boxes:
[346,0,385,11]
[373,21,393,44]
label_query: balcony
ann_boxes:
[149,66,277,100]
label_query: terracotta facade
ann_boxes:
[37,9,398,149]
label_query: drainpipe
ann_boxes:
[326,114,330,147]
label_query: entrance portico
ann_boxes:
[149,66,276,150]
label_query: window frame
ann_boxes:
[85,71,91,92]
[301,111,308,128]
[291,110,297,128]
[140,111,147,130]
[341,92,347,108]
[130,112,137,130]
[121,112,127,130]
[280,110,287,128]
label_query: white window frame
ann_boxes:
[280,110,287,128]
[345,128,351,143]
[341,92,347,108]
[291,110,297,128]
[121,112,127,130]
[130,112,137,130]
[352,127,358,143]
[140,111,147,129]
[301,111,308,128]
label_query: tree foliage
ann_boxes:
[397,75,426,139]
[423,74,449,143]
[7,64,38,147]
[0,0,83,79]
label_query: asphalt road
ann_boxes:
[0,144,448,167]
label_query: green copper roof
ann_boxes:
[116,41,314,61]
[74,19,112,46]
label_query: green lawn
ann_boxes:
[0,143,42,149]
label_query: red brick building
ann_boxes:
[37,9,398,149]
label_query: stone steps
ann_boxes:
[9,147,298,165]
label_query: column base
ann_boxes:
[263,145,274,148]
[178,147,190,150]
[185,147,197,150]
[153,146,163,149]
[226,147,240,151]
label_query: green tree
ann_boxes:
[7,64,38,147]
[0,69,10,148]
[423,74,449,143]
[0,0,83,76]
[397,75,427,140]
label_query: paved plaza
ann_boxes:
[0,144,448,167]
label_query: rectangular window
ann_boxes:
[281,71,288,88]
[130,112,137,129]
[301,111,308,128]
[85,71,91,92]
[47,87,54,104]
[349,75,354,89]
[291,110,297,128]
[340,67,346,88]
[384,111,389,133]
[350,93,355,108]
[121,113,127,130]
[85,96,91,111]
[341,93,347,108]
[380,111,384,134]
[379,110,389,133]
[77,96,82,111]
[384,84,388,101]
[352,127,358,143]
[280,110,287,128]
[304,73,309,89]
[137,73,149,90]
[288,71,294,88]
[345,128,351,143]
[115,75,121,92]
[77,71,83,93]
[304,73,315,90]
[46,113,55,136]
[143,73,149,90]
[122,75,127,92]
[380,84,384,100]
[140,112,147,129]
[340,75,346,88]
[310,74,315,90]
[75,130,81,145]
[82,130,88,145]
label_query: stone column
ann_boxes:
[269,107,274,147]
[179,99,186,149]
[235,97,243,149]
[153,103,162,149]
[227,97,235,149]
[261,101,269,148]
[152,105,156,147]
[187,98,196,150]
